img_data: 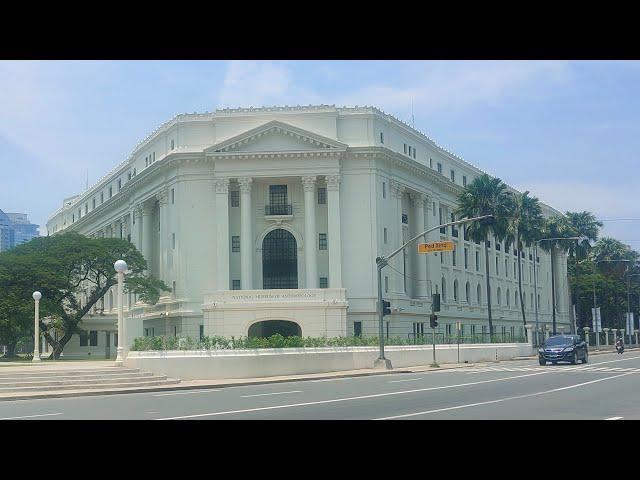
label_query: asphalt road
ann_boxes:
[1,351,639,420]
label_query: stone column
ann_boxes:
[411,192,427,298]
[111,221,119,239]
[157,189,169,286]
[302,175,318,289]
[142,202,154,276]
[603,328,610,346]
[326,174,342,288]
[583,327,590,346]
[215,178,230,291]
[611,328,618,345]
[121,215,129,242]
[391,180,405,296]
[239,177,253,290]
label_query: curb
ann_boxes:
[0,363,477,402]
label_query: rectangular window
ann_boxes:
[495,256,499,275]
[153,152,156,161]
[464,248,468,269]
[92,198,96,209]
[174,326,178,337]
[173,281,176,297]
[408,146,412,156]
[450,169,455,182]
[496,242,501,251]
[452,248,456,267]
[232,279,240,290]
[230,190,240,207]
[354,321,362,337]
[430,158,433,169]
[171,188,175,204]
[383,227,388,244]
[451,212,458,237]
[114,333,118,347]
[109,186,113,198]
[128,172,131,181]
[437,162,442,174]
[413,148,416,159]
[319,233,327,250]
[89,330,98,347]
[79,331,88,346]
[404,143,407,154]
[232,236,240,252]
[432,202,436,217]
[100,193,104,204]
[72,213,75,223]
[199,325,204,341]
[317,187,326,205]
[172,233,176,249]
[439,207,445,234]
[440,251,444,264]
[380,132,384,144]
[476,251,480,271]
[463,175,467,187]
[145,158,148,167]
[118,179,122,191]
[85,203,88,214]
[269,184,287,205]
[382,182,386,199]
[133,168,136,176]
[171,139,175,150]
[320,277,328,288]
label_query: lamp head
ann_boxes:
[114,259,128,273]
[32,291,42,301]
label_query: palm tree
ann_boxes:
[565,211,602,330]
[455,174,510,338]
[504,191,544,330]
[539,216,575,335]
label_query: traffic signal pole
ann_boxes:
[374,214,493,369]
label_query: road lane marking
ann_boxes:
[0,413,63,420]
[375,371,636,420]
[156,370,549,420]
[389,378,423,383]
[154,389,222,397]
[605,416,623,420]
[241,390,302,398]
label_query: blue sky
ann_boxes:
[1,60,639,249]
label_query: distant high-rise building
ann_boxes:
[0,209,39,252]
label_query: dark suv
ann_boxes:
[539,335,588,365]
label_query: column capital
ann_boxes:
[214,177,230,194]
[156,188,169,205]
[408,191,426,206]
[301,175,317,192]
[141,203,154,216]
[390,180,405,198]
[326,174,340,191]
[238,177,253,194]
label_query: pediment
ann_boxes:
[205,120,347,154]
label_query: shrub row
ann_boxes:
[130,333,525,351]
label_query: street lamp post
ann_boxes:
[32,291,42,362]
[626,272,640,346]
[375,214,493,369]
[593,259,630,349]
[114,259,128,367]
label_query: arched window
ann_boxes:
[441,277,447,302]
[453,279,459,302]
[507,289,511,307]
[465,282,470,303]
[477,284,482,304]
[497,287,501,305]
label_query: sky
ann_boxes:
[0,60,639,250]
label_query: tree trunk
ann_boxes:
[4,340,18,358]
[43,329,74,360]
[484,239,493,338]
[551,245,557,335]
[517,234,526,327]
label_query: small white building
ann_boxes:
[46,105,571,358]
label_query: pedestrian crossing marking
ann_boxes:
[460,365,640,374]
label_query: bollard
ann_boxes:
[603,328,610,346]
[583,327,591,347]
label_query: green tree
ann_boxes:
[455,174,511,337]
[0,232,169,359]
[504,191,544,329]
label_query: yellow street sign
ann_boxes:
[418,241,455,253]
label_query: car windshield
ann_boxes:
[545,337,572,347]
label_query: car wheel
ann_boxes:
[572,352,578,365]
[539,358,546,366]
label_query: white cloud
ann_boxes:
[217,61,322,108]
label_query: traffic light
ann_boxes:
[432,293,441,312]
[382,300,391,316]
[430,313,438,329]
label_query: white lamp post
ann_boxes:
[32,291,42,362]
[114,260,127,366]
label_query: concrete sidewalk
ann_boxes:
[0,361,479,402]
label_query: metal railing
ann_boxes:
[265,204,292,216]
[406,332,525,345]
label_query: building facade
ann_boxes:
[0,209,39,252]
[46,105,571,358]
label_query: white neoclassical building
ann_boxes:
[46,105,571,358]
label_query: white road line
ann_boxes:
[389,378,423,383]
[154,389,222,397]
[0,413,63,420]
[605,416,623,420]
[156,370,549,420]
[241,390,302,398]
[310,378,349,383]
[375,371,636,420]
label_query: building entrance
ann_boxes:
[248,320,302,338]
[262,228,298,289]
